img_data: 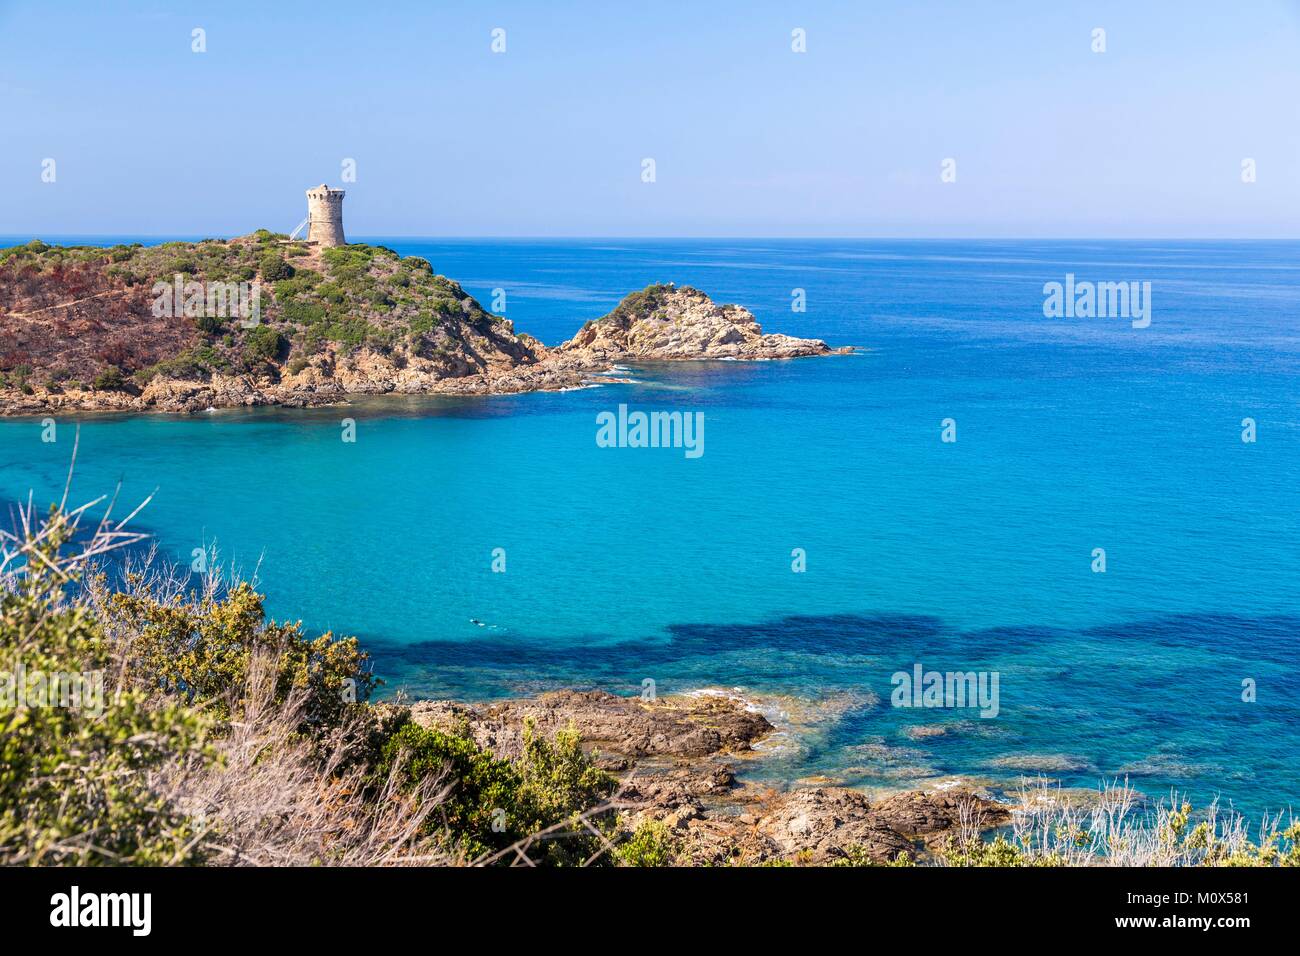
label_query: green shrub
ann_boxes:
[281,301,327,326]
[940,834,1041,868]
[376,717,615,864]
[8,364,33,389]
[92,365,126,391]
[259,253,294,282]
[316,281,346,305]
[108,580,375,732]
[242,325,285,363]
[617,819,677,867]
[429,295,460,316]
[330,263,365,283]
[376,722,525,860]
[273,272,321,302]
[194,314,225,335]
[830,846,915,867]
[600,284,674,327]
[144,345,225,381]
[323,319,370,347]
[0,514,213,865]
[515,721,616,838]
[272,279,304,302]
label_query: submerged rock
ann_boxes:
[990,753,1097,774]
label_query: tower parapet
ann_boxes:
[305,184,346,247]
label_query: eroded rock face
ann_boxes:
[866,789,1013,848]
[560,283,850,361]
[752,787,919,863]
[2,275,851,415]
[405,688,1010,866]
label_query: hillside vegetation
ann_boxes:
[0,233,541,399]
[1,244,850,414]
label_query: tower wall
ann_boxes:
[306,186,346,247]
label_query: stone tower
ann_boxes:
[305,184,346,247]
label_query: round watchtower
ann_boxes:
[305,184,346,247]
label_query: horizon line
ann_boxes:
[4,233,1300,243]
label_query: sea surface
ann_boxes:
[2,237,1298,818]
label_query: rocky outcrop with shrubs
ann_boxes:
[0,234,545,414]
[1,238,848,415]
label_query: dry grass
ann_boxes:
[1000,776,1295,866]
[153,653,453,867]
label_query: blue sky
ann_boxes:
[2,0,1299,237]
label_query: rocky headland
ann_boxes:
[0,235,851,416]
[406,688,1011,865]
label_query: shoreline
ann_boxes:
[401,685,1018,864]
[1,236,856,418]
[0,351,856,419]
[398,680,1122,802]
[0,364,630,419]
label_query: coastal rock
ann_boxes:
[559,283,851,362]
[752,787,916,863]
[1,243,852,415]
[407,687,1011,866]
[619,763,740,821]
[636,783,1009,866]
[409,689,775,763]
[866,789,1012,848]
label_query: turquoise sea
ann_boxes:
[2,238,1298,818]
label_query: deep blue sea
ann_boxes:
[2,238,1298,818]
